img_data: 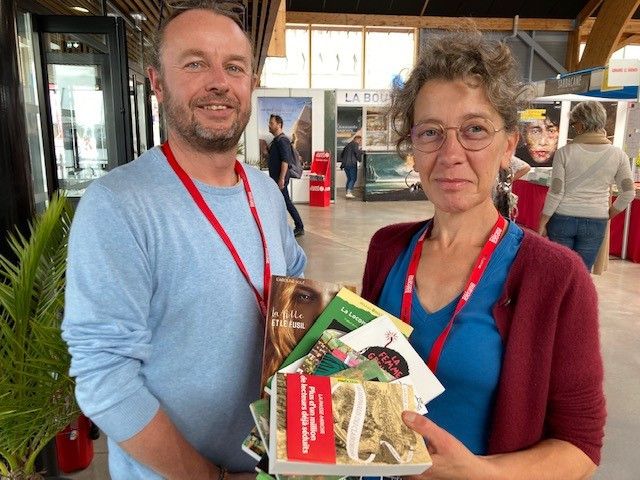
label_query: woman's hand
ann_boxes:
[538,225,547,237]
[538,214,550,237]
[402,411,497,480]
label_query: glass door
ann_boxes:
[32,15,132,199]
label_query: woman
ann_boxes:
[539,101,635,270]
[517,116,560,166]
[340,134,363,198]
[361,30,605,479]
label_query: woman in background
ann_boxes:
[538,101,634,270]
[361,28,605,479]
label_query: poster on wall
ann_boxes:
[567,101,618,143]
[363,152,426,201]
[336,107,363,152]
[516,103,561,167]
[257,97,312,169]
[365,108,389,150]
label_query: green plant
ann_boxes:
[0,194,79,479]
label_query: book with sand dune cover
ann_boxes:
[268,373,432,476]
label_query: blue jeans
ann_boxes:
[344,164,357,191]
[547,214,607,270]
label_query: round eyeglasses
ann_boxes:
[410,117,506,153]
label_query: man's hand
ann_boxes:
[120,409,220,480]
[402,412,496,480]
[278,178,285,190]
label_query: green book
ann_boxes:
[278,288,412,375]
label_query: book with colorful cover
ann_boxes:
[275,288,413,382]
[250,398,271,448]
[269,373,432,476]
[242,426,267,460]
[261,276,347,390]
[338,316,445,408]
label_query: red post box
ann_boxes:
[55,414,94,473]
[309,151,331,207]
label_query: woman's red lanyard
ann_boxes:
[161,142,271,320]
[400,215,507,373]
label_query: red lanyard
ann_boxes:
[161,142,271,319]
[400,215,507,373]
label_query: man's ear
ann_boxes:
[147,66,164,103]
[251,73,259,91]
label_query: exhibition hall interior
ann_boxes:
[1,0,639,479]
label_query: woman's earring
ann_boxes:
[497,169,518,219]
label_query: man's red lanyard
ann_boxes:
[161,142,271,320]
[400,215,507,373]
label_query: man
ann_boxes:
[267,114,305,236]
[62,3,306,480]
[340,134,363,198]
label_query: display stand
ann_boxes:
[309,151,331,207]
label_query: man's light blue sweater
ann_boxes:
[62,147,306,479]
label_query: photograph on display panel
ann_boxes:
[516,103,561,167]
[257,97,312,170]
[365,108,390,150]
[336,107,363,151]
[364,152,426,201]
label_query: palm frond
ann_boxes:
[0,194,80,477]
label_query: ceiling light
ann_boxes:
[71,6,90,13]
[130,12,147,22]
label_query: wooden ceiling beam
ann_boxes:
[253,0,284,77]
[286,12,575,31]
[579,0,640,69]
[576,0,604,26]
[267,0,286,57]
[616,33,640,49]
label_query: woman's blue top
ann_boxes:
[377,220,523,454]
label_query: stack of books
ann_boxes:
[241,276,445,478]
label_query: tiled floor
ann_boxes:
[68,191,639,479]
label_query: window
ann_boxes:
[311,27,362,88]
[365,29,415,89]
[261,26,310,88]
[261,25,416,89]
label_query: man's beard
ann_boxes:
[163,88,250,153]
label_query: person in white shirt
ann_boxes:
[538,101,635,270]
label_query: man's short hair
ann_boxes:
[270,114,283,127]
[150,0,252,72]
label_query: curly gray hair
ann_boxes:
[389,28,532,155]
[570,101,607,133]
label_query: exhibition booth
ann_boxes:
[513,66,640,263]
[246,73,639,262]
[244,88,326,204]
[244,87,426,204]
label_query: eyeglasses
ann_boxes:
[410,117,505,153]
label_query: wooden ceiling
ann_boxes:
[20,0,640,74]
[23,0,281,75]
